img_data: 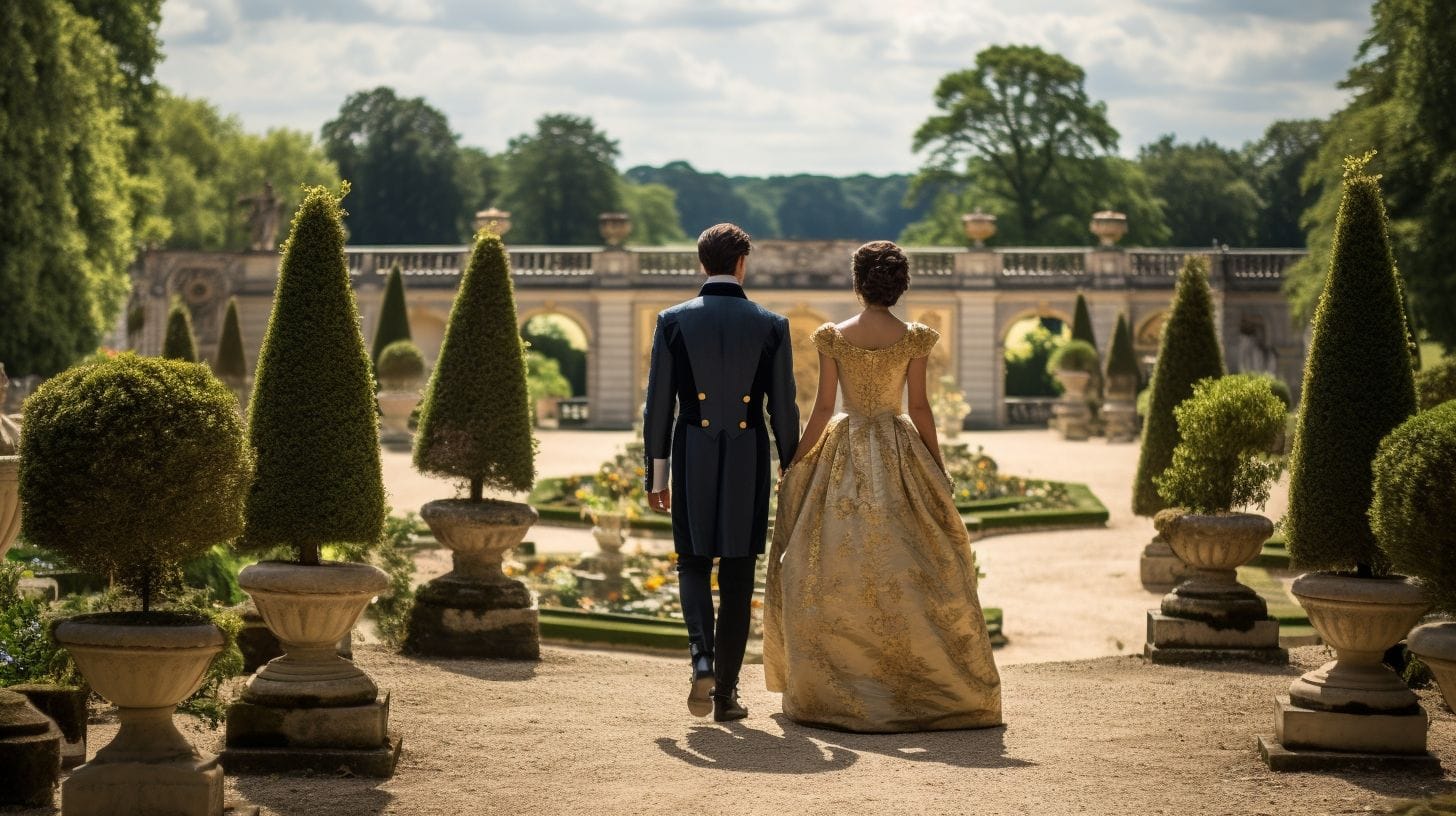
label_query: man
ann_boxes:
[643,223,799,722]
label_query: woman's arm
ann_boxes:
[790,352,839,467]
[906,355,945,473]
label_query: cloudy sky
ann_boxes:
[156,0,1372,176]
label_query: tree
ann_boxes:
[619,181,687,245]
[1132,256,1226,516]
[322,87,464,244]
[1243,119,1324,247]
[371,263,411,368]
[1286,157,1416,575]
[215,297,246,384]
[625,161,767,236]
[414,231,536,499]
[162,298,198,363]
[0,0,135,377]
[912,45,1119,242]
[1105,313,1139,394]
[1138,135,1262,246]
[522,317,585,397]
[241,185,385,565]
[500,114,622,245]
[1071,294,1096,348]
[456,146,502,237]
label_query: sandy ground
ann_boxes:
[388,427,1293,667]
[16,645,1452,816]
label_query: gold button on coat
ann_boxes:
[701,419,710,428]
[742,395,751,403]
[698,392,707,400]
[738,421,748,429]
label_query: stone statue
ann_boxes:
[1236,318,1278,376]
[239,182,283,251]
[0,364,18,454]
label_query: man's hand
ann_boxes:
[648,489,672,514]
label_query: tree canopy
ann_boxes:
[500,114,625,245]
[1139,135,1263,247]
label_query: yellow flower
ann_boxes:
[976,480,987,492]
[644,575,666,591]
[960,489,970,498]
[635,467,645,477]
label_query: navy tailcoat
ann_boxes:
[642,281,799,558]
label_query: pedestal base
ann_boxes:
[1270,695,1429,757]
[1258,733,1440,774]
[221,695,399,778]
[1144,612,1287,664]
[404,576,540,659]
[1140,537,1192,592]
[64,755,222,816]
[0,727,60,807]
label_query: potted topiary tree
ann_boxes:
[1071,293,1103,431]
[20,353,252,815]
[1259,155,1430,771]
[1103,313,1140,443]
[376,339,426,448]
[371,262,411,369]
[215,297,248,413]
[406,229,540,659]
[1371,401,1456,711]
[1048,339,1098,440]
[162,297,199,363]
[1144,375,1287,664]
[222,185,397,778]
[1133,256,1225,591]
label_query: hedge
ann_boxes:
[1371,401,1456,613]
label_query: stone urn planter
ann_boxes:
[599,212,632,248]
[235,561,387,707]
[1101,389,1138,443]
[0,688,60,807]
[0,454,18,559]
[1089,210,1128,247]
[1258,573,1434,769]
[405,499,541,659]
[376,389,418,447]
[1407,622,1456,713]
[54,613,225,816]
[961,211,997,248]
[1144,511,1284,663]
[1052,370,1092,441]
[589,512,628,598]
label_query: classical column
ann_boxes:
[956,295,998,428]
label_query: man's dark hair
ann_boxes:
[697,223,752,277]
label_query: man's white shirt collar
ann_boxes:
[704,275,742,286]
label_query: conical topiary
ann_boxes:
[215,297,247,384]
[162,298,198,363]
[1286,154,1417,576]
[1105,313,1138,395]
[1132,256,1225,516]
[371,263,411,368]
[1071,293,1097,348]
[241,185,385,565]
[413,230,536,500]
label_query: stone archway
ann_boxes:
[998,307,1073,426]
[520,310,593,427]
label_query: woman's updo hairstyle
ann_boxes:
[852,240,910,307]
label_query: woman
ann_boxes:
[764,240,1002,733]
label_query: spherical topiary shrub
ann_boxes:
[162,298,198,363]
[215,297,247,385]
[1047,339,1099,374]
[1154,375,1286,515]
[242,185,385,564]
[371,263,412,369]
[376,340,426,390]
[18,354,252,610]
[1286,156,1417,575]
[1105,313,1139,395]
[1225,372,1292,412]
[1415,358,1456,411]
[1371,401,1456,613]
[414,230,536,500]
[1132,256,1226,516]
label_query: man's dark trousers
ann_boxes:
[677,554,756,694]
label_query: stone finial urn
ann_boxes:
[599,212,632,248]
[1090,210,1128,247]
[961,211,997,248]
[473,208,512,238]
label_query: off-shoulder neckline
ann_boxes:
[823,321,926,353]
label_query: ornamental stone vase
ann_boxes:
[1144,511,1285,664]
[223,561,400,778]
[0,688,60,808]
[1052,370,1092,441]
[961,211,997,248]
[1258,573,1435,771]
[472,207,512,237]
[1408,622,1456,713]
[589,512,628,598]
[1089,210,1128,247]
[405,499,541,659]
[376,389,419,448]
[599,212,632,248]
[0,455,19,560]
[53,613,226,816]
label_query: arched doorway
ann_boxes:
[1001,310,1071,426]
[520,311,592,428]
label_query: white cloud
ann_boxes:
[155,0,1368,175]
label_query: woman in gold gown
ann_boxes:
[763,241,1002,733]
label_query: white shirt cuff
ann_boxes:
[651,458,670,492]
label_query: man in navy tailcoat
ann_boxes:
[643,223,799,721]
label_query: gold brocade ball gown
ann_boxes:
[764,322,1003,733]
